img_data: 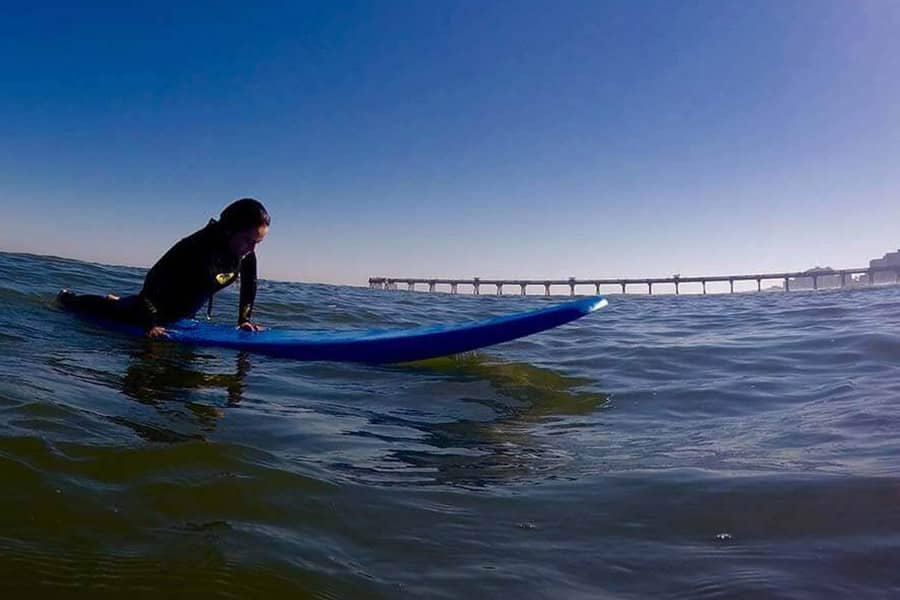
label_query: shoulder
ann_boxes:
[167,222,221,255]
[184,221,219,244]
[150,223,215,268]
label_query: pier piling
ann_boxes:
[369,266,899,296]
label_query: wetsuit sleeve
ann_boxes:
[238,251,258,325]
[134,295,161,330]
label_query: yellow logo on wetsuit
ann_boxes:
[215,272,236,285]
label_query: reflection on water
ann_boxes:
[116,346,253,443]
[407,353,608,418]
[383,354,610,486]
[122,345,252,407]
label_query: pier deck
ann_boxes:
[369,266,900,296]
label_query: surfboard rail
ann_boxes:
[62,295,608,363]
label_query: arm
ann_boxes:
[127,294,168,338]
[238,251,259,329]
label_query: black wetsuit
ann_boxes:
[61,220,257,330]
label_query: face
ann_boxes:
[228,224,269,258]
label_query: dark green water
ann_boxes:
[2,250,900,598]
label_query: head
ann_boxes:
[219,198,271,258]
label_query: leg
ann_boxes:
[58,290,135,320]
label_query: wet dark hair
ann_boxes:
[219,198,271,233]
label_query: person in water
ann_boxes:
[59,198,270,338]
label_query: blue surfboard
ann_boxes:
[64,295,607,363]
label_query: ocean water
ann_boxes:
[1,249,899,598]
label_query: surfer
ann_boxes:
[58,198,270,338]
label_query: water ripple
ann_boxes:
[3,251,900,597]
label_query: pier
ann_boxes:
[369,266,900,296]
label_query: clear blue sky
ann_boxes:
[2,1,898,285]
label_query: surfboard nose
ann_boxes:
[576,295,608,314]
